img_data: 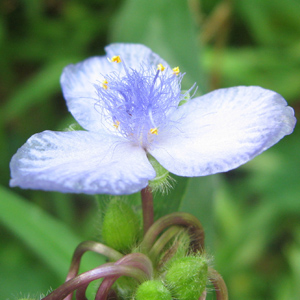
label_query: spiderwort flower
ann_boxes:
[10,43,296,195]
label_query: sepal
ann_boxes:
[147,154,171,193]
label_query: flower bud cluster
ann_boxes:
[37,201,227,300]
[135,255,208,300]
[101,201,209,299]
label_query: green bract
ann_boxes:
[147,154,170,192]
[101,199,140,252]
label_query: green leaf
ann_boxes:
[2,58,79,123]
[0,186,105,280]
[204,47,300,100]
[179,176,219,249]
[236,0,300,46]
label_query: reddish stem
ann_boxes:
[141,187,154,235]
[208,267,228,300]
[148,226,183,262]
[42,263,146,300]
[199,290,207,300]
[94,253,153,300]
[141,212,205,253]
[75,283,88,300]
[64,241,123,300]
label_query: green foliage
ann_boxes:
[0,186,105,298]
[0,0,299,300]
[110,0,207,93]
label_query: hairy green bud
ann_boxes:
[165,256,208,300]
[135,280,172,300]
[102,199,140,252]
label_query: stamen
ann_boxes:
[102,79,108,89]
[157,63,165,72]
[173,66,180,76]
[95,58,190,148]
[110,55,122,63]
[113,120,120,130]
[150,128,158,135]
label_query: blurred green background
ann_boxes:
[0,0,299,299]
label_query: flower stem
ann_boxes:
[67,241,123,280]
[148,226,183,263]
[208,267,228,300]
[199,290,207,300]
[64,241,123,300]
[75,283,88,300]
[95,253,153,300]
[42,263,147,300]
[141,187,154,235]
[141,212,205,253]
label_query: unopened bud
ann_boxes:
[102,199,140,252]
[165,255,208,300]
[135,280,172,300]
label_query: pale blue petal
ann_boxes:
[149,86,296,176]
[60,44,169,132]
[60,56,114,132]
[10,131,156,195]
[105,43,170,71]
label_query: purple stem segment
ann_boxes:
[64,241,123,300]
[96,253,153,300]
[208,267,228,300]
[42,263,146,300]
[141,187,154,235]
[148,225,183,261]
[95,276,119,300]
[75,283,88,300]
[141,212,205,252]
[199,290,207,300]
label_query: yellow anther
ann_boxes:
[150,127,158,135]
[102,79,108,90]
[110,55,121,63]
[157,64,165,72]
[172,66,180,76]
[113,121,120,129]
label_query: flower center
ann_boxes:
[95,56,186,148]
